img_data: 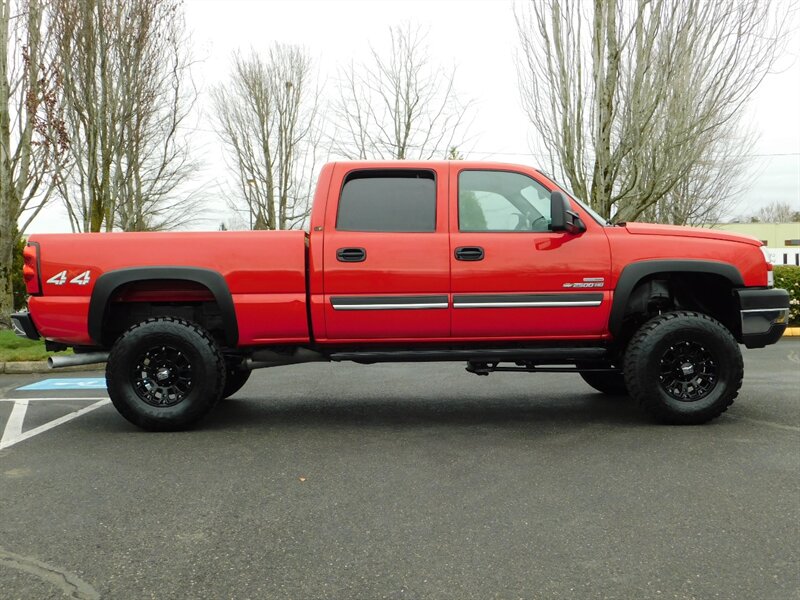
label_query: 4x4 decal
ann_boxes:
[46,270,91,286]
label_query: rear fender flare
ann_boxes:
[609,260,744,338]
[88,267,238,347]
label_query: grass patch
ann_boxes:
[0,329,72,362]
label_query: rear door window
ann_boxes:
[336,170,436,232]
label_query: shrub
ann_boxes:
[773,265,800,326]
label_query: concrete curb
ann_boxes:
[0,361,98,374]
[785,327,800,337]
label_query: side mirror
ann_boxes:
[549,191,586,234]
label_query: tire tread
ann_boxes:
[106,316,226,431]
[623,311,743,424]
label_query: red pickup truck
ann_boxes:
[12,161,790,430]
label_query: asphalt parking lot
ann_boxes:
[0,341,798,600]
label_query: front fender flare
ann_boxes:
[608,259,744,338]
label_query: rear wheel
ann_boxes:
[624,311,742,424]
[579,370,628,396]
[106,317,226,431]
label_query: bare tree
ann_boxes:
[52,0,198,232]
[1,0,67,326]
[211,45,320,230]
[516,0,789,222]
[333,24,471,160]
[639,127,754,227]
[753,201,800,223]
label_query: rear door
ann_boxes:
[449,167,612,339]
[321,164,450,341]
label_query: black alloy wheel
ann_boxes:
[658,341,718,401]
[132,344,193,407]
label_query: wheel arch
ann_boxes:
[88,267,238,347]
[609,260,744,339]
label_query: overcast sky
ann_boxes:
[27,0,800,232]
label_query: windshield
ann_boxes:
[570,195,611,226]
[534,170,611,226]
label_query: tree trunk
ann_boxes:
[0,1,15,327]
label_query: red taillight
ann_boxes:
[22,243,41,295]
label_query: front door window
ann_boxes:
[458,170,552,233]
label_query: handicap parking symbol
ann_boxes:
[16,378,107,391]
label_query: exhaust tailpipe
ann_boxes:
[49,352,109,369]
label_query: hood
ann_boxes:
[624,222,762,246]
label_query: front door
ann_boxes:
[449,167,612,340]
[322,164,451,341]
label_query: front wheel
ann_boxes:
[106,317,226,431]
[222,368,251,399]
[623,311,743,425]
[579,370,628,396]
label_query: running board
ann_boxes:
[466,363,619,376]
[328,347,608,364]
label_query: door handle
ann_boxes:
[336,247,367,262]
[454,246,484,261]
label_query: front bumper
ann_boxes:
[736,288,790,348]
[10,311,40,341]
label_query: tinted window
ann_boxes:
[337,170,436,232]
[459,170,551,232]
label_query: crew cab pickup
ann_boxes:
[12,161,790,430]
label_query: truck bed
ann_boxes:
[27,231,310,346]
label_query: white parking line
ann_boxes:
[0,397,109,402]
[0,398,110,451]
[2,399,29,443]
